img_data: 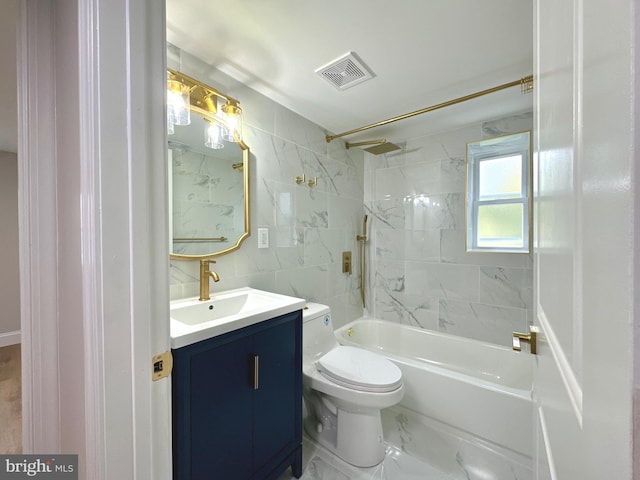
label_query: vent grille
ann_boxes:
[315,52,374,90]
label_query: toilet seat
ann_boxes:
[315,346,402,393]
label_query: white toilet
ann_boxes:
[302,303,404,467]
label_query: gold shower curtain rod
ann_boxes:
[325,75,534,143]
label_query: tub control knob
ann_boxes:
[512,326,538,355]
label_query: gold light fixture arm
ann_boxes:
[326,75,534,143]
[168,67,240,109]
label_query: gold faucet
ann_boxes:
[512,326,538,354]
[199,258,220,301]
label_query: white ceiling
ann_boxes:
[0,0,18,153]
[0,2,533,154]
[167,0,533,145]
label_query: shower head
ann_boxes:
[363,141,401,155]
[345,139,402,155]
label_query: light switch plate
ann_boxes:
[258,228,269,248]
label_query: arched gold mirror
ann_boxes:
[168,70,250,259]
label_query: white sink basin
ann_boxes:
[170,287,306,348]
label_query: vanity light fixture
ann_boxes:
[167,68,245,148]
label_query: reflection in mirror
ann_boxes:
[169,110,250,259]
[466,131,531,253]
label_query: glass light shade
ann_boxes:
[221,102,243,142]
[167,79,191,126]
[204,120,225,149]
[167,109,175,135]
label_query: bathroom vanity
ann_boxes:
[170,290,304,480]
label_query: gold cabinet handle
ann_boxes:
[512,326,538,354]
[253,355,259,390]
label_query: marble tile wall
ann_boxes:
[364,113,534,347]
[168,48,365,327]
[169,147,246,257]
[167,46,533,345]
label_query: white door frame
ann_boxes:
[18,0,171,478]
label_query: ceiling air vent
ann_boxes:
[315,52,374,91]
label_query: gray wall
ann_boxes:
[0,151,20,337]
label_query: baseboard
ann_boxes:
[0,331,21,347]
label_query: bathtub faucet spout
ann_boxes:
[512,326,538,354]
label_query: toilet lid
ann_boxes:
[316,346,402,393]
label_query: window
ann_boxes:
[466,131,531,253]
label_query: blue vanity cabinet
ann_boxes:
[172,310,303,480]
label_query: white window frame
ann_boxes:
[466,131,531,253]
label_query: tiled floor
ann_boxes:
[278,406,533,480]
[278,438,458,480]
[1,343,531,480]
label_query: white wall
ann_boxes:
[167,47,366,327]
[0,151,20,340]
[365,112,534,347]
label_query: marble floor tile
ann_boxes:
[278,406,532,480]
[278,436,454,480]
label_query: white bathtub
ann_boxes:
[334,319,534,457]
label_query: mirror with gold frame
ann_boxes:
[168,86,250,259]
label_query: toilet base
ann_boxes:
[303,391,387,467]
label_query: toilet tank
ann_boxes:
[302,303,338,359]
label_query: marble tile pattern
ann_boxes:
[170,148,245,256]
[169,47,535,480]
[277,406,532,480]
[365,113,534,347]
[168,50,365,325]
[168,47,533,346]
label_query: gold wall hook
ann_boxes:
[307,177,317,187]
[295,174,306,184]
[512,326,538,354]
